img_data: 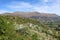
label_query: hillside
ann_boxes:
[2,11,60,21]
[0,15,60,40]
[1,12,60,30]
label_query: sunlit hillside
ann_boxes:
[0,15,60,40]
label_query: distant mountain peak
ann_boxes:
[1,11,58,17]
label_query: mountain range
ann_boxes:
[1,11,60,28]
[1,11,60,21]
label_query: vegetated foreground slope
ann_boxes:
[0,15,60,40]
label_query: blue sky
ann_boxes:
[0,0,60,15]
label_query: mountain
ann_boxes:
[1,11,60,30]
[2,11,58,17]
[2,11,60,21]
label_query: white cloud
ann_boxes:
[55,0,60,2]
[43,0,49,2]
[4,1,60,15]
[7,1,50,12]
[0,10,12,14]
[7,2,32,9]
[0,10,8,13]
